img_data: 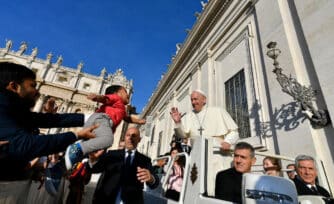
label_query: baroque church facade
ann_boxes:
[138,0,334,194]
[0,40,133,150]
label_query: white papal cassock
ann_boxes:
[174,106,239,196]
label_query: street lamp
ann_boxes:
[266,42,330,128]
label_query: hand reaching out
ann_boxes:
[76,124,99,140]
[137,119,146,124]
[87,94,107,103]
[130,115,146,125]
[43,97,58,113]
[89,149,105,163]
[87,94,98,101]
[0,141,9,146]
[170,107,182,124]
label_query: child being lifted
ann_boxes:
[65,85,146,169]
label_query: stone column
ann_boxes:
[33,94,46,112]
[59,99,71,113]
[207,48,214,106]
[41,53,52,80]
[98,78,105,95]
[73,74,81,89]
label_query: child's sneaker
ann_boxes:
[44,162,64,196]
[65,143,83,170]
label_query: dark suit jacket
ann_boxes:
[293,177,331,198]
[90,149,159,204]
[215,167,243,203]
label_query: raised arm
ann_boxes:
[42,97,58,113]
[170,107,182,124]
[170,107,187,139]
[29,112,85,128]
[124,115,146,125]
[87,93,109,104]
[88,150,121,173]
[88,149,106,173]
[8,124,97,162]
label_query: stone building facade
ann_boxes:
[0,40,133,149]
[138,0,334,195]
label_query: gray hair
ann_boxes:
[295,154,316,169]
[235,142,255,158]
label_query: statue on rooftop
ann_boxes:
[100,67,107,78]
[31,47,38,59]
[5,39,12,51]
[176,43,182,54]
[111,69,129,87]
[56,55,63,66]
[77,61,83,72]
[17,41,27,55]
[201,1,207,10]
[46,52,53,64]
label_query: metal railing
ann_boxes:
[152,152,190,204]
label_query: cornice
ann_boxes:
[142,0,234,115]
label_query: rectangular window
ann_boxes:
[83,83,91,91]
[157,131,163,156]
[57,75,68,83]
[150,125,155,146]
[225,69,250,138]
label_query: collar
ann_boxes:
[192,105,207,114]
[125,148,136,155]
[232,167,244,175]
[296,176,316,187]
[307,184,317,189]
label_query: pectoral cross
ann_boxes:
[198,126,204,136]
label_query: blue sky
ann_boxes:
[0,0,203,112]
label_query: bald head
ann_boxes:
[124,127,141,150]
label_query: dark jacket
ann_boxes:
[0,91,84,180]
[215,167,243,203]
[90,149,159,204]
[293,176,331,198]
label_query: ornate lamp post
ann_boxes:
[266,41,330,128]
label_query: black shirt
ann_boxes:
[215,167,243,203]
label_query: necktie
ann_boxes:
[310,186,319,195]
[125,150,132,167]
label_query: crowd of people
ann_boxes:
[0,62,155,203]
[214,143,334,203]
[166,89,333,203]
[0,61,333,204]
[152,134,334,203]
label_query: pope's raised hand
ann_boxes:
[170,107,182,123]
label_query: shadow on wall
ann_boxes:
[249,100,307,139]
[272,102,307,131]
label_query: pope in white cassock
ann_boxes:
[170,89,239,196]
